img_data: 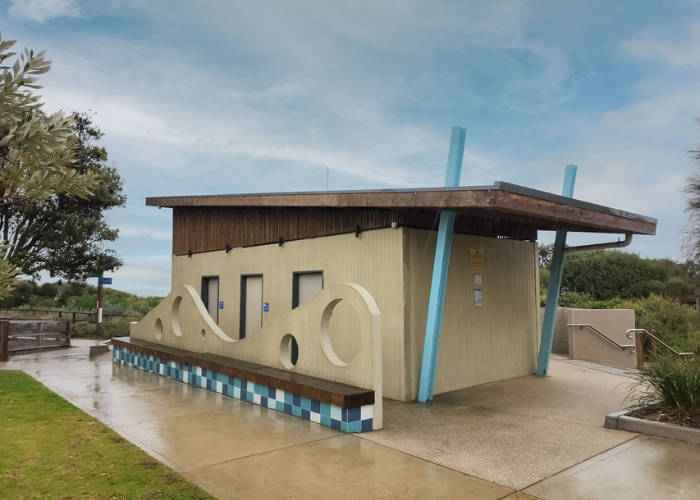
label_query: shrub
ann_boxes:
[56,282,95,305]
[71,321,96,338]
[71,317,133,339]
[561,251,658,300]
[631,355,700,419]
[622,295,700,354]
[630,295,695,338]
[557,291,592,308]
[104,316,132,338]
[589,297,629,309]
[28,296,59,308]
[66,294,98,311]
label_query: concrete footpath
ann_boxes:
[3,344,700,499]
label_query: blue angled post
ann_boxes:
[418,126,467,402]
[536,164,577,377]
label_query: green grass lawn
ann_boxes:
[0,371,216,500]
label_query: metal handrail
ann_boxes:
[625,329,695,357]
[567,324,636,352]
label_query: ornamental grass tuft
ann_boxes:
[631,354,700,419]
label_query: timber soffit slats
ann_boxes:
[147,181,658,236]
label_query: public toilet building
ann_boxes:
[117,182,656,432]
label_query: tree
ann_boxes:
[1,112,125,280]
[538,243,554,267]
[554,250,696,301]
[684,125,700,263]
[0,34,101,296]
[538,244,700,302]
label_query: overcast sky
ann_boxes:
[2,0,700,296]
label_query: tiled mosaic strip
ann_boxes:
[113,345,373,433]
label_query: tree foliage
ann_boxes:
[539,243,554,267]
[0,34,112,293]
[561,251,666,300]
[0,278,162,316]
[539,245,700,301]
[684,126,700,262]
[1,112,125,279]
[0,36,99,205]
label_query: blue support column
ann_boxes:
[418,126,467,402]
[536,164,577,377]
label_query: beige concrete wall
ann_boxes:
[538,307,636,367]
[567,309,636,368]
[539,307,574,354]
[404,228,540,399]
[135,224,542,402]
[167,228,407,400]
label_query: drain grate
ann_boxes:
[562,359,637,377]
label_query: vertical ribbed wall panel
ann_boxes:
[405,228,539,399]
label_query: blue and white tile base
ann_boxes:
[113,345,373,433]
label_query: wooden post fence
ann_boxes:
[0,321,9,362]
[635,330,645,369]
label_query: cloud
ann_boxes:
[118,227,171,240]
[25,1,580,193]
[111,263,170,281]
[621,22,700,69]
[8,0,80,23]
[11,1,700,293]
[109,263,171,297]
[521,83,700,261]
[34,33,455,188]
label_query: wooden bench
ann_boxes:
[110,337,374,409]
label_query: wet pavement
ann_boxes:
[364,355,639,489]
[2,343,699,499]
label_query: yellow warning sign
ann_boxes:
[470,245,484,269]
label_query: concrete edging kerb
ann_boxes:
[605,408,700,445]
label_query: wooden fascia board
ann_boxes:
[493,191,657,235]
[147,189,498,210]
[152,188,657,235]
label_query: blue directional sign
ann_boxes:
[219,301,224,309]
[98,277,112,285]
[263,302,269,312]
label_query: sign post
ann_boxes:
[94,275,113,336]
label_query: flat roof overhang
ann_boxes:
[147,181,657,236]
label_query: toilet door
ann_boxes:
[291,272,323,364]
[294,272,323,308]
[201,276,219,324]
[241,275,263,339]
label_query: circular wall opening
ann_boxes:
[280,334,298,369]
[154,318,163,341]
[171,296,183,337]
[320,299,362,366]
[201,329,206,340]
